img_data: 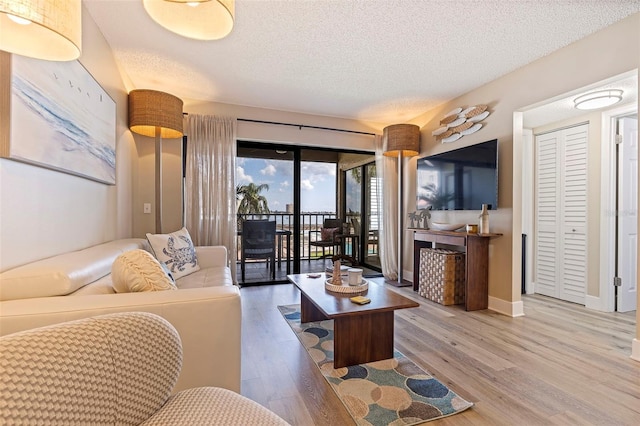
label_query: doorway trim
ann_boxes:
[599,103,638,312]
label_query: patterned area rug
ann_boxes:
[278,304,473,425]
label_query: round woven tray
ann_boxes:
[325,278,368,294]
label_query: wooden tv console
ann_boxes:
[411,229,502,311]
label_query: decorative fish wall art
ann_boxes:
[432,105,490,143]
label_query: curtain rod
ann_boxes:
[183,113,376,136]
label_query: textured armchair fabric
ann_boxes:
[141,387,289,425]
[0,312,181,425]
[0,312,289,425]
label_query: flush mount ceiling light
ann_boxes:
[0,0,82,61]
[574,89,623,110]
[143,0,234,40]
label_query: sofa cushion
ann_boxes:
[147,228,200,280]
[321,227,339,241]
[70,275,116,296]
[176,267,232,289]
[0,239,149,301]
[112,250,177,293]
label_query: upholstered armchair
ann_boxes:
[0,312,289,425]
[308,218,342,264]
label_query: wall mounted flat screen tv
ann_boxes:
[416,139,498,211]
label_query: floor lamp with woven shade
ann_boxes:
[383,124,420,285]
[128,89,184,234]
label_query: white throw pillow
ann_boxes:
[146,227,200,279]
[112,249,177,293]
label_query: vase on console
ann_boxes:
[479,204,490,234]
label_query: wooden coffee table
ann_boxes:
[287,273,419,368]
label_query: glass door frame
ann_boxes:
[341,160,381,272]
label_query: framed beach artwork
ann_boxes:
[0,52,116,184]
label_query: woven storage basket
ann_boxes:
[418,248,465,305]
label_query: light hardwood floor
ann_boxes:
[239,279,639,425]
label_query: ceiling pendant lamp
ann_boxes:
[143,0,235,40]
[0,0,82,61]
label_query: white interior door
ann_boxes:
[617,116,638,312]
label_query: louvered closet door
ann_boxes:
[535,125,588,304]
[535,132,561,298]
[560,126,588,304]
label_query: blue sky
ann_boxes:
[236,158,336,213]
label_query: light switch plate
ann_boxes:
[143,203,151,214]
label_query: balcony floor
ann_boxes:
[237,258,382,285]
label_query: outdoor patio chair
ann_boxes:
[241,220,277,281]
[308,218,342,264]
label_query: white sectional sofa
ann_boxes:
[0,238,241,394]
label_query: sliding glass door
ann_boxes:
[236,143,295,285]
[236,142,377,285]
[342,160,380,271]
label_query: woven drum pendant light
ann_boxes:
[128,89,184,233]
[0,0,82,61]
[143,0,235,40]
[383,124,420,285]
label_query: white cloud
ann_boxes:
[301,179,314,190]
[236,166,253,183]
[279,180,290,192]
[303,162,336,177]
[261,164,277,176]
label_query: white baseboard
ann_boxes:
[585,294,609,312]
[631,339,640,362]
[403,268,413,284]
[488,296,525,317]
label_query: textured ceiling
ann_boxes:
[84,0,640,124]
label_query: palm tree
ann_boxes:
[236,183,270,217]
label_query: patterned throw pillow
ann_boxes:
[146,227,200,280]
[111,249,177,293]
[320,227,339,242]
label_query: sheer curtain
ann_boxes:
[185,114,238,283]
[375,134,399,280]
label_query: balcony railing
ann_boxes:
[236,212,380,283]
[237,212,338,260]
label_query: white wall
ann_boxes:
[0,5,134,271]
